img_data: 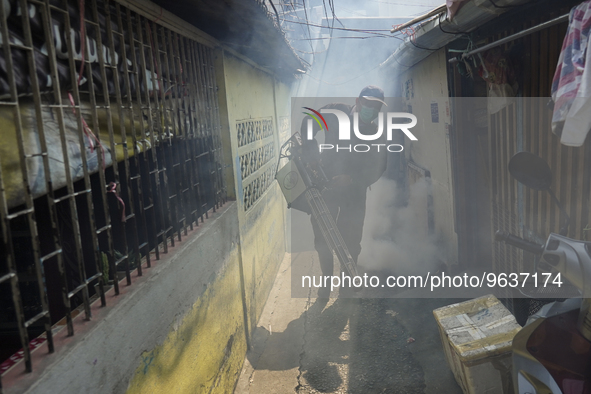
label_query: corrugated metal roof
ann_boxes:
[381,0,532,72]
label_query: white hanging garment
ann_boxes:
[551,1,591,147]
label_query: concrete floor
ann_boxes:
[234,250,465,394]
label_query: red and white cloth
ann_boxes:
[551,0,591,147]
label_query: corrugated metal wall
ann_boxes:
[489,16,591,320]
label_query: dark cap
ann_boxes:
[359,85,387,106]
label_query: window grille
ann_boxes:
[236,117,276,211]
[0,0,226,383]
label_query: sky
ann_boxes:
[329,0,444,18]
[283,0,446,96]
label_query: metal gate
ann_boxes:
[0,0,225,382]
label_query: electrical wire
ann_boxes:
[365,0,440,7]
[437,12,470,35]
[326,0,343,28]
[283,19,396,38]
[302,0,316,60]
[293,46,330,54]
[282,1,436,85]
[287,10,316,36]
[321,0,338,67]
[321,0,331,29]
[408,36,447,51]
[386,51,421,69]
[488,0,518,8]
[302,61,384,85]
[269,0,281,25]
[278,0,410,65]
[346,28,399,31]
[293,35,404,40]
[284,1,449,75]
[337,5,367,17]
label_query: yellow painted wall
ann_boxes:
[400,49,458,266]
[126,50,291,394]
[126,248,246,394]
[221,52,289,336]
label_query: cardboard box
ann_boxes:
[433,295,521,394]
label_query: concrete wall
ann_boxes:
[126,50,291,393]
[6,204,244,394]
[5,48,291,394]
[399,49,458,267]
[126,51,291,393]
[122,205,246,394]
[218,52,290,336]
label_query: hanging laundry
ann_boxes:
[551,0,591,147]
[479,47,518,114]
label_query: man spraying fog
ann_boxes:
[301,85,388,298]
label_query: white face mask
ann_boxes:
[359,104,379,123]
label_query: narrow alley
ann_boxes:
[235,250,464,394]
[1,0,591,393]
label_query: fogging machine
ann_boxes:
[275,133,360,278]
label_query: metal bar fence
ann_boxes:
[0,0,226,386]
